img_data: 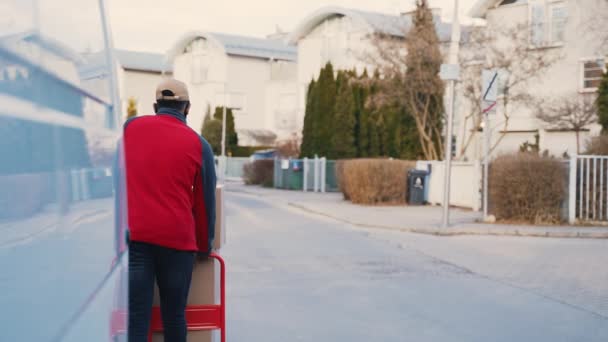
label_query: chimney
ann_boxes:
[400,7,442,18]
[266,25,288,41]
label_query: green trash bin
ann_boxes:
[287,160,303,190]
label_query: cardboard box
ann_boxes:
[151,186,225,342]
[213,185,226,251]
[152,258,220,342]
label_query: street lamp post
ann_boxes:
[441,0,461,228]
[221,92,227,157]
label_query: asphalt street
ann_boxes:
[223,191,608,342]
[1,191,607,341]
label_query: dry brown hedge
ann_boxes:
[337,159,416,205]
[243,160,274,187]
[489,153,567,224]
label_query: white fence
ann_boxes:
[417,160,482,211]
[303,157,326,192]
[215,156,250,181]
[217,154,606,224]
[417,156,603,223]
[217,156,329,192]
[569,155,608,223]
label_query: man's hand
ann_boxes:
[196,249,214,261]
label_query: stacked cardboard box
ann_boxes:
[151,185,225,342]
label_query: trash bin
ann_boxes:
[407,169,428,205]
[288,160,303,190]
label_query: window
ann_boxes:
[191,54,208,84]
[529,2,545,47]
[581,59,607,91]
[185,37,207,54]
[549,3,567,44]
[529,1,567,47]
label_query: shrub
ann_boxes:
[336,160,350,200]
[339,159,416,204]
[243,160,274,187]
[275,134,301,158]
[489,153,567,224]
[584,135,608,155]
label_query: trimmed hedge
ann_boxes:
[337,159,416,204]
[489,153,566,224]
[243,160,274,187]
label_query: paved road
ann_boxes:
[223,191,608,342]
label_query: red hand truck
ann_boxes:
[148,252,226,342]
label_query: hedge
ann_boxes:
[337,159,416,204]
[489,153,566,224]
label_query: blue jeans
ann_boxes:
[128,241,195,342]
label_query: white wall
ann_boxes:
[120,69,164,119]
[173,39,298,144]
[540,130,594,156]
[173,42,228,134]
[295,15,374,131]
[226,56,270,132]
[418,160,482,210]
[458,0,607,160]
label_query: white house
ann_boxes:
[459,0,608,159]
[167,32,298,146]
[115,49,172,120]
[287,6,456,134]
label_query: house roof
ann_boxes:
[167,31,297,63]
[0,30,85,64]
[114,49,172,73]
[287,6,453,44]
[469,0,528,18]
[212,32,297,61]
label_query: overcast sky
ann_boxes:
[108,0,477,53]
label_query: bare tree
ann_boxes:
[458,23,561,158]
[581,0,608,55]
[364,0,445,160]
[535,93,598,154]
[275,133,301,158]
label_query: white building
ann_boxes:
[115,49,171,120]
[460,0,608,159]
[287,6,455,134]
[167,32,298,146]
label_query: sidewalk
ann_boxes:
[225,183,608,239]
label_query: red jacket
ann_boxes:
[122,109,216,252]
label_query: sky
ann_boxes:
[108,0,478,53]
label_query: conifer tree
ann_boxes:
[331,75,357,159]
[300,79,317,157]
[213,106,238,152]
[314,62,337,156]
[598,71,608,132]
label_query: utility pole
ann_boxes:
[221,90,227,157]
[481,70,498,221]
[441,0,461,228]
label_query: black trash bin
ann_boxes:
[407,169,428,205]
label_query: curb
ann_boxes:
[287,203,608,239]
